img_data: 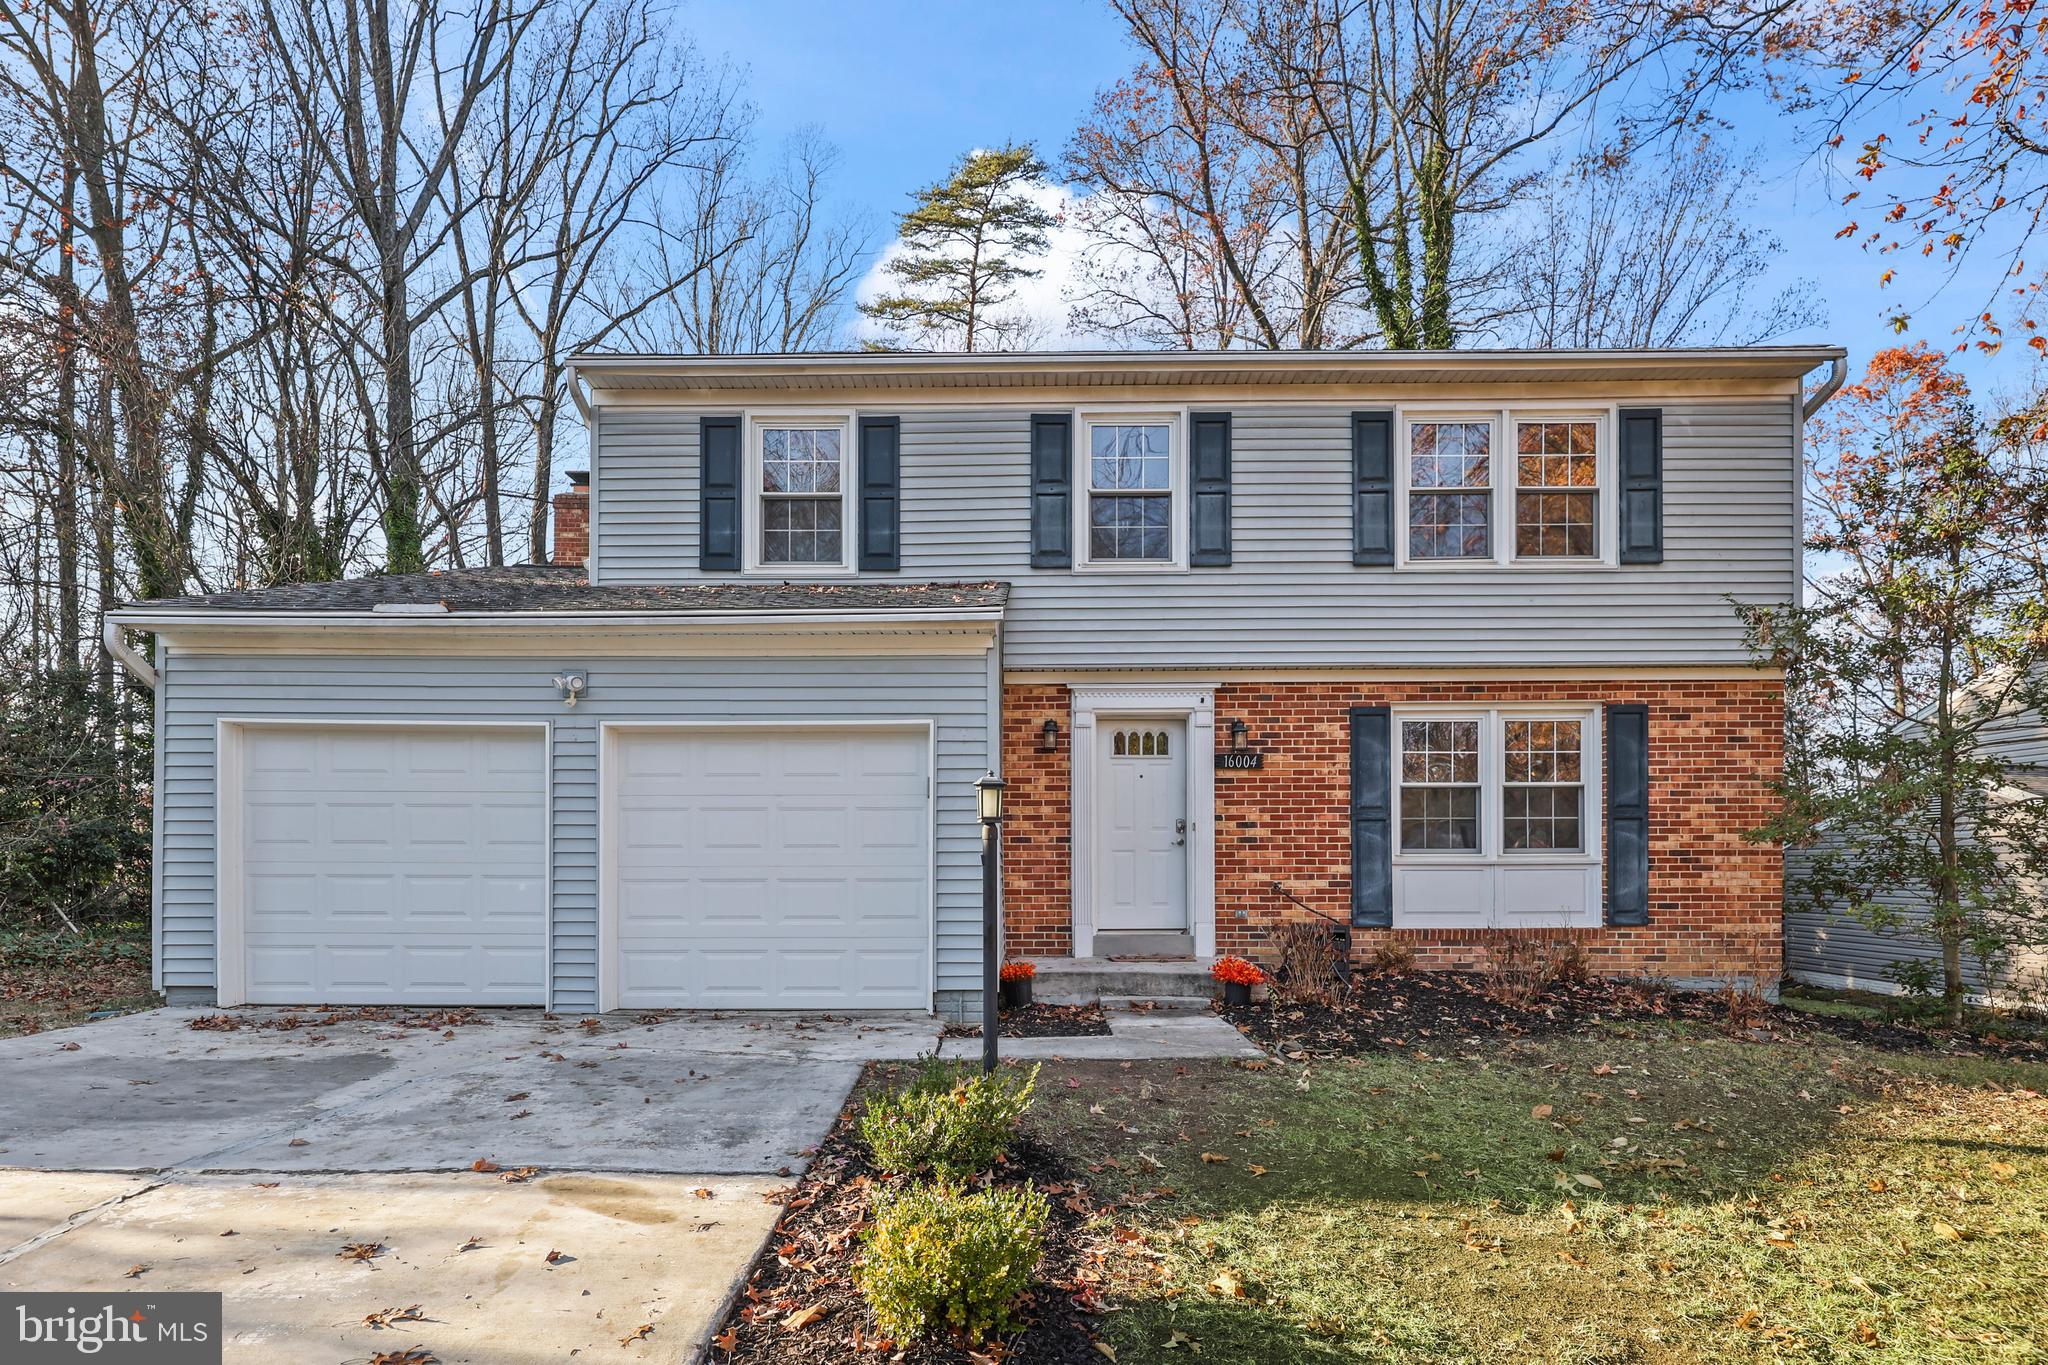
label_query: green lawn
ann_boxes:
[1030,1026,2047,1363]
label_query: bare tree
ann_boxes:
[1504,138,1818,348]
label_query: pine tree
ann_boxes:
[861,144,1055,351]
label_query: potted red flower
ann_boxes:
[998,959,1036,1009]
[1211,956,1265,1006]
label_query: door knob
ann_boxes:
[1173,817,1187,846]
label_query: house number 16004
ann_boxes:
[1214,751,1264,770]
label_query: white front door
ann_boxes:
[1095,718,1188,931]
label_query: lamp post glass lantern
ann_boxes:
[974,773,1006,1074]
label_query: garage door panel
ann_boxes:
[237,726,546,1006]
[612,729,930,1010]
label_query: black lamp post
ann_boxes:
[974,771,1007,1075]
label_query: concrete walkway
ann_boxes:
[0,1006,945,1364]
[938,1003,1263,1061]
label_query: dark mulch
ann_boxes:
[710,1081,1112,1365]
[943,1002,1112,1039]
[1220,971,2048,1062]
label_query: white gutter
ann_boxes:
[563,363,593,423]
[107,606,1006,632]
[103,617,160,688]
[1801,356,1848,421]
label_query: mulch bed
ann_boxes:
[943,1003,1113,1039]
[710,1088,1112,1365]
[1220,971,2048,1062]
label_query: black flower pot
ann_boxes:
[1223,981,1252,1007]
[1000,977,1033,1009]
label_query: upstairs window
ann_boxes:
[1407,421,1491,559]
[752,419,852,569]
[1083,419,1178,566]
[1515,421,1598,558]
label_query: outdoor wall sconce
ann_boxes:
[1229,718,1249,751]
[1039,718,1061,752]
[552,671,587,708]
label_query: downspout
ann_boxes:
[1801,356,1847,422]
[103,617,159,689]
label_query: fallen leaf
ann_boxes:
[692,1187,715,1199]
[497,1166,539,1183]
[1574,1173,1604,1190]
[1531,1103,1554,1119]
[1867,1178,1887,1193]
[1854,1319,1880,1347]
[287,1138,309,1147]
[1163,1328,1199,1351]
[1199,1152,1229,1164]
[619,1323,653,1345]
[783,1303,827,1331]
[1245,1164,1268,1177]
[368,1350,437,1365]
[1206,1268,1244,1297]
[1094,1343,1118,1361]
[471,1158,500,1173]
[123,1264,147,1279]
[712,1329,738,1352]
[364,1304,424,1329]
[1930,1218,1964,1242]
[57,1041,80,1051]
[339,1242,384,1262]
[544,1249,566,1264]
[1985,1160,2016,1180]
[457,1237,482,1253]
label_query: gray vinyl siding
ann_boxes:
[589,400,1799,669]
[1786,708,2048,999]
[156,651,994,1011]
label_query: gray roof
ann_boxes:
[126,566,1009,615]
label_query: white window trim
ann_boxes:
[743,410,857,575]
[1393,404,1620,569]
[1390,705,1603,865]
[1071,407,1190,573]
[1389,703,1604,931]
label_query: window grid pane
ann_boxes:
[1515,421,1596,559]
[761,497,843,564]
[1090,424,1172,491]
[1399,719,1481,852]
[1502,718,1584,851]
[1089,492,1171,561]
[1409,422,1491,560]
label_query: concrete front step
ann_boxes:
[1025,956,1216,1006]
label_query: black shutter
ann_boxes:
[699,415,741,571]
[1189,411,1232,566]
[1606,703,1650,926]
[1351,410,1395,566]
[1617,408,1663,564]
[1349,706,1393,928]
[857,415,901,571]
[1029,413,1072,568]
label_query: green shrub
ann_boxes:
[856,1182,1048,1343]
[859,1058,1039,1179]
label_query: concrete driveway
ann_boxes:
[0,1006,941,1363]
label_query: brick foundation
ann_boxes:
[1001,677,1784,985]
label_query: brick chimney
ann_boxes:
[552,471,589,568]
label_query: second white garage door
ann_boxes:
[607,726,932,1010]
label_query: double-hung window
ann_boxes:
[1399,411,1611,565]
[1082,417,1179,566]
[1392,707,1602,928]
[751,418,852,569]
[1406,420,1492,559]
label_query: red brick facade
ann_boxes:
[552,478,590,567]
[1001,677,1783,984]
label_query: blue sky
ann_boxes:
[685,1,2025,391]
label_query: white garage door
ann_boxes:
[609,727,930,1009]
[235,725,547,1006]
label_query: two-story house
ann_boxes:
[110,347,1844,1017]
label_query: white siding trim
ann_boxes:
[595,719,939,1013]
[1068,685,1217,959]
[211,717,551,1009]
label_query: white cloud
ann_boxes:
[851,176,1101,350]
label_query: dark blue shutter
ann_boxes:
[1189,411,1232,566]
[699,415,741,571]
[1029,414,1072,568]
[1606,703,1650,926]
[857,415,900,571]
[1617,408,1663,564]
[1351,411,1395,566]
[1350,706,1393,927]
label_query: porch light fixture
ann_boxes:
[974,771,1007,1074]
[975,771,1007,823]
[1039,718,1061,753]
[1229,718,1249,751]
[552,671,587,708]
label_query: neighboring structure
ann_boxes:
[110,348,1842,1017]
[1786,701,2048,1003]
